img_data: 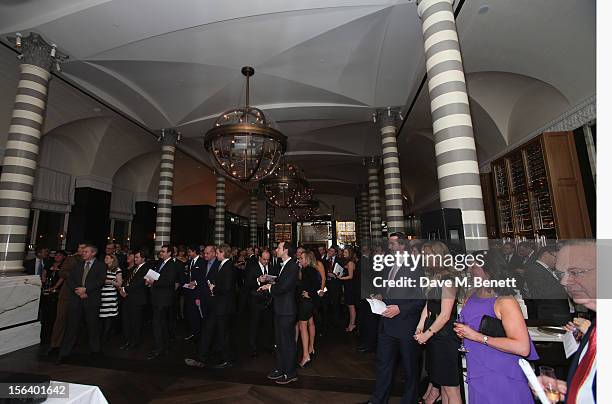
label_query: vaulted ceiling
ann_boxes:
[0,0,596,216]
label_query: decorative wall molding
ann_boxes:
[479,94,596,170]
[75,174,113,192]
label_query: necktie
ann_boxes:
[264,265,268,275]
[82,261,91,286]
[158,260,166,272]
[387,264,400,293]
[566,324,597,404]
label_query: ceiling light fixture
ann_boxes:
[203,66,287,182]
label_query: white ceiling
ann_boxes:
[0,0,596,213]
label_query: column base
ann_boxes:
[0,274,41,355]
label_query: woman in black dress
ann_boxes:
[414,240,461,404]
[338,247,357,332]
[297,250,322,368]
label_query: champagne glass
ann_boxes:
[539,366,560,403]
[456,312,469,353]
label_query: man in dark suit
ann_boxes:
[368,233,426,404]
[146,244,180,360]
[259,241,299,385]
[24,246,52,276]
[245,250,273,357]
[119,249,150,350]
[185,245,221,368]
[204,244,236,368]
[539,241,596,403]
[57,244,107,363]
[522,246,571,323]
[246,246,258,266]
[502,241,523,271]
[322,245,343,328]
[182,245,206,341]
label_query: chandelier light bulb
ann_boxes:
[15,32,22,48]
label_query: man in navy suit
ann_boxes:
[368,232,426,404]
[259,241,299,385]
[182,245,206,341]
[538,240,596,404]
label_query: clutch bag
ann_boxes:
[478,314,506,337]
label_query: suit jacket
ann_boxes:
[270,258,299,316]
[66,258,107,308]
[24,257,53,276]
[123,263,149,306]
[359,255,374,297]
[182,256,206,300]
[245,259,271,306]
[201,259,220,301]
[246,254,259,267]
[150,259,179,307]
[566,320,597,400]
[210,259,236,316]
[379,260,426,338]
[505,253,523,272]
[523,261,570,322]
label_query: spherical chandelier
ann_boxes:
[289,198,320,221]
[204,66,287,182]
[262,159,308,208]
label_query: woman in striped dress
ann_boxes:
[100,253,122,346]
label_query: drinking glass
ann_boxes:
[456,312,469,353]
[539,366,560,403]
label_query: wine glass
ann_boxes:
[456,312,469,353]
[539,366,560,403]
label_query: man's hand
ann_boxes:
[145,278,154,286]
[74,287,86,296]
[381,305,400,318]
[79,292,88,300]
[258,284,271,293]
[258,275,267,283]
[195,298,201,306]
[535,376,566,402]
[120,289,127,298]
[188,281,197,288]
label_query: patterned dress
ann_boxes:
[99,269,122,318]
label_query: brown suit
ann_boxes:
[50,254,81,348]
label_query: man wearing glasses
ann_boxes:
[538,240,596,404]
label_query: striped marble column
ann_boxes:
[354,197,362,245]
[249,190,258,247]
[266,203,275,247]
[367,158,382,243]
[377,108,405,234]
[0,33,58,273]
[214,175,226,246]
[360,187,370,243]
[154,128,179,253]
[417,0,487,250]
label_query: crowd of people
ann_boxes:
[28,235,596,403]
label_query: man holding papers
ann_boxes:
[146,245,180,360]
[368,233,426,404]
[182,245,206,342]
[259,241,299,385]
[245,250,274,357]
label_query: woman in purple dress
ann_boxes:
[454,250,539,404]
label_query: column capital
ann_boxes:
[417,0,453,18]
[158,128,180,146]
[375,107,402,130]
[7,32,67,72]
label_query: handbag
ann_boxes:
[478,314,506,337]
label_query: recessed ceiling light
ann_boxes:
[478,5,489,14]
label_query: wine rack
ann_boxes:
[490,132,592,242]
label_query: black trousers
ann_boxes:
[199,314,231,362]
[249,302,273,352]
[371,331,420,404]
[39,295,58,344]
[358,299,379,351]
[59,301,100,358]
[152,305,171,353]
[323,278,342,327]
[184,298,202,337]
[123,302,144,346]
[274,314,297,377]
